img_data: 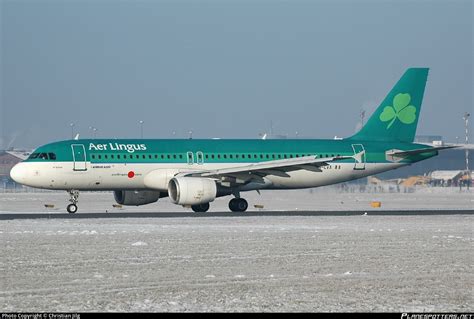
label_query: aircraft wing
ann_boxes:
[177,155,353,184]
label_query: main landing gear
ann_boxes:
[67,190,79,214]
[190,197,249,213]
[191,203,210,213]
[228,198,248,212]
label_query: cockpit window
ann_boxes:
[28,152,55,160]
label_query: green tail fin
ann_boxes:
[349,68,429,143]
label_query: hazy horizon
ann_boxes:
[1,0,472,149]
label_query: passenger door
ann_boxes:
[71,144,87,171]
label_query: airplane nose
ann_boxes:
[10,163,26,184]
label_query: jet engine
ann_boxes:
[168,177,217,205]
[113,190,160,206]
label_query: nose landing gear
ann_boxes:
[67,190,80,214]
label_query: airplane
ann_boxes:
[10,68,455,213]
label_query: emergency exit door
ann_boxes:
[351,144,366,170]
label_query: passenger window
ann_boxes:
[98,155,102,159]
[105,155,108,159]
[92,155,96,159]
[230,154,233,159]
[136,155,139,159]
[223,154,227,159]
[117,155,121,159]
[173,154,177,159]
[167,155,170,159]
[129,154,133,159]
[143,155,146,159]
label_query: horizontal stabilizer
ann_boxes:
[386,145,458,157]
[385,145,458,163]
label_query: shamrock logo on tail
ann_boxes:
[379,93,417,129]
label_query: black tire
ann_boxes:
[229,198,238,212]
[191,203,210,213]
[229,198,248,212]
[67,204,78,214]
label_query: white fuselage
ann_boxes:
[10,161,404,192]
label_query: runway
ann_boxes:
[1,209,474,220]
[1,213,472,312]
[1,190,472,311]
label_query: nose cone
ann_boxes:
[10,163,27,185]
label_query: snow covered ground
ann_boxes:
[0,189,472,312]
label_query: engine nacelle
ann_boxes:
[114,190,160,206]
[168,177,217,205]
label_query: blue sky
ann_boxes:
[1,0,472,148]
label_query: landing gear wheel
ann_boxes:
[191,203,210,213]
[67,204,78,214]
[67,190,80,214]
[229,198,248,212]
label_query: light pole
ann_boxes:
[139,120,144,138]
[70,123,75,139]
[462,112,470,177]
[360,110,366,127]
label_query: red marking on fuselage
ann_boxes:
[128,171,135,178]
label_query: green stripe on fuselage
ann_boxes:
[25,139,437,165]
